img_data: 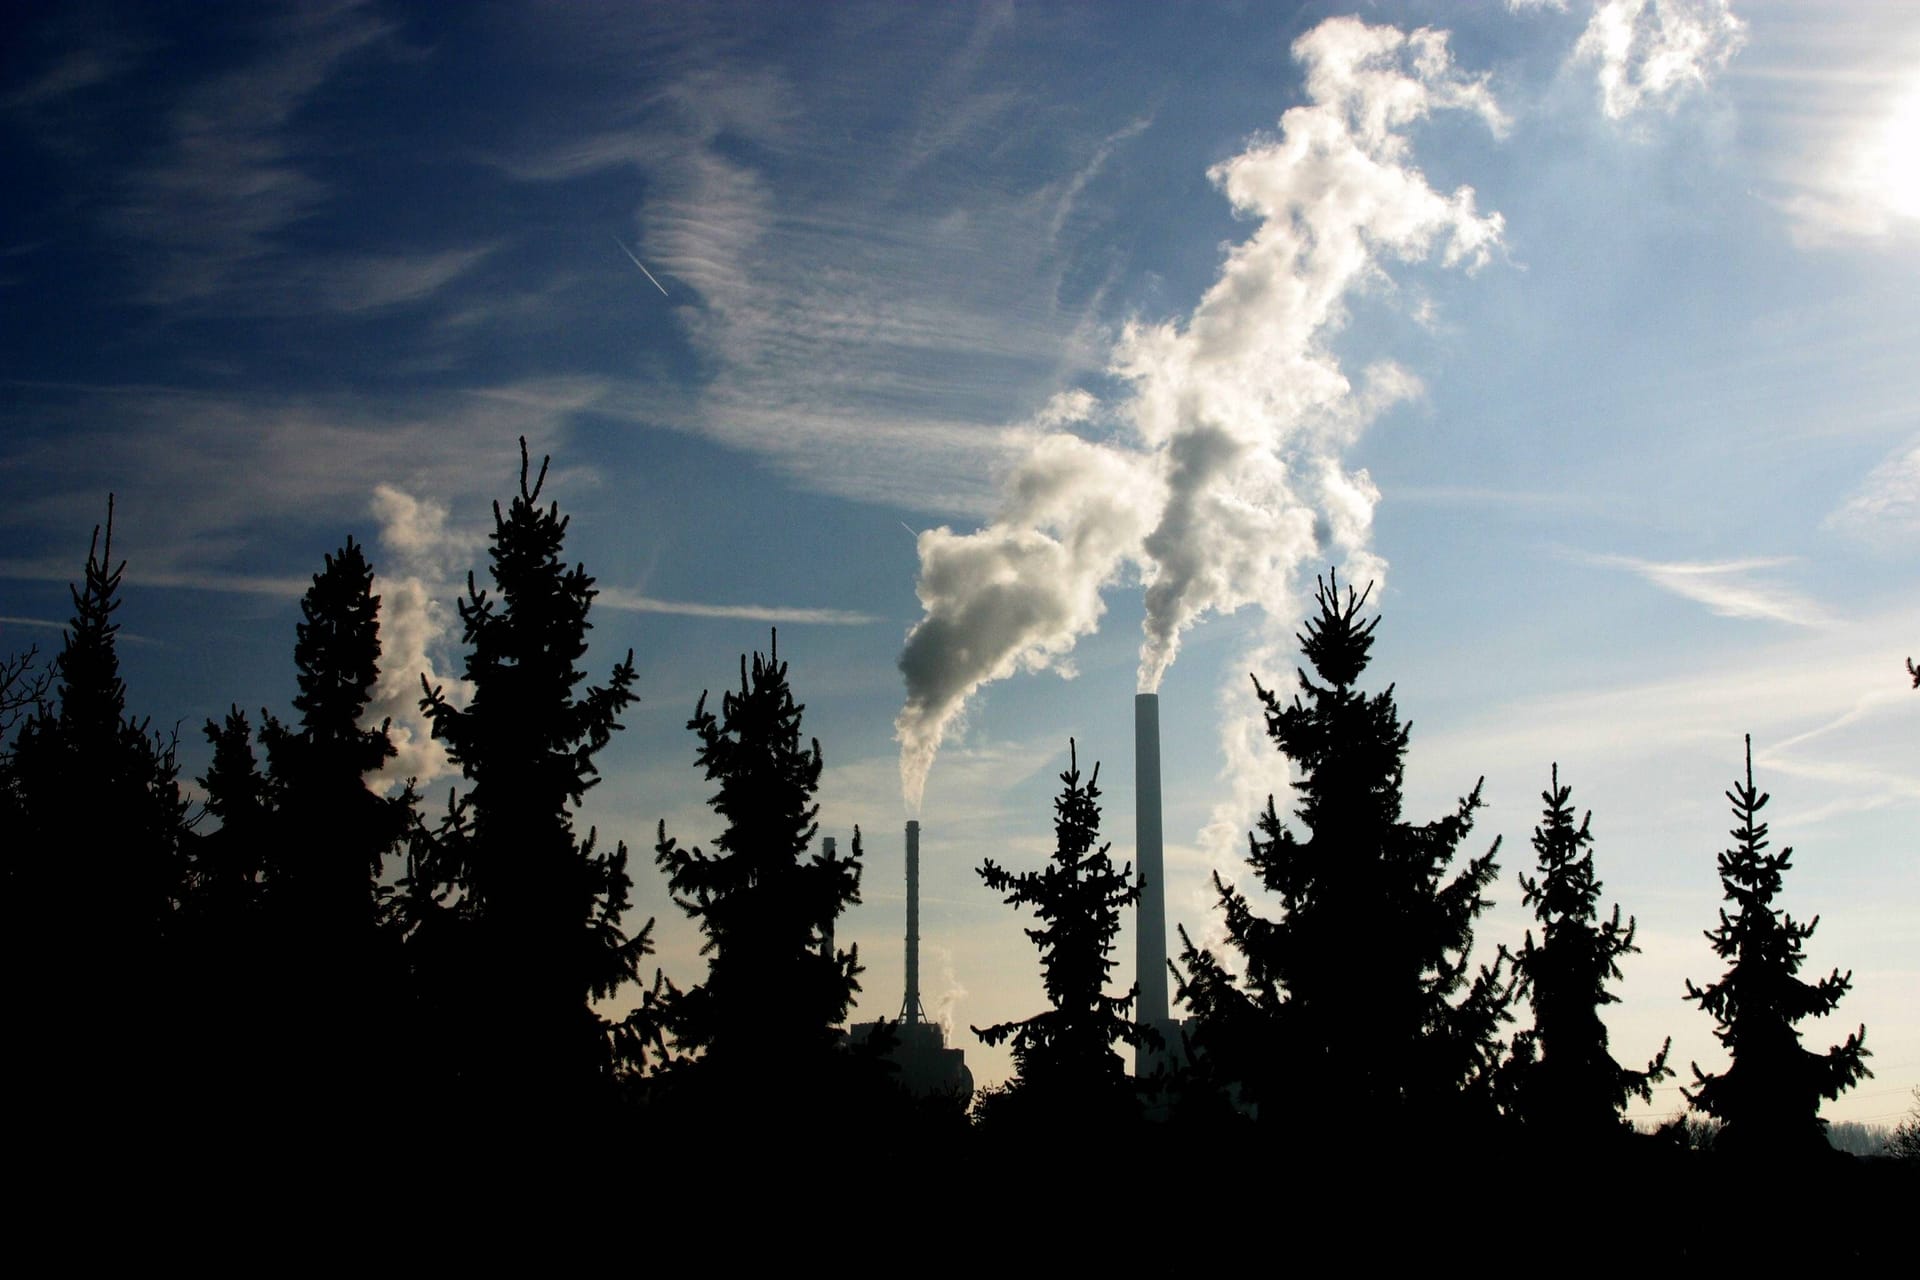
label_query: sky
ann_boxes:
[3,0,1918,1131]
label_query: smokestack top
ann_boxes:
[1134,687,1169,1058]
[906,818,920,834]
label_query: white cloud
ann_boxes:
[1827,436,1920,542]
[1585,552,1828,626]
[1574,0,1747,121]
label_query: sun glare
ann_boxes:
[1872,75,1920,221]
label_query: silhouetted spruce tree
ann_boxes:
[1682,736,1869,1157]
[1173,571,1509,1139]
[2,500,190,1130]
[231,538,419,1123]
[654,634,864,1110]
[418,441,656,1115]
[972,740,1145,1130]
[195,707,272,914]
[1504,765,1670,1142]
[257,537,411,924]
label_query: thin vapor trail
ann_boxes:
[613,236,670,296]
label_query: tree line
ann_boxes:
[2,445,1914,1192]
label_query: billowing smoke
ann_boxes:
[926,942,968,1041]
[897,16,1507,806]
[365,484,475,793]
[896,422,1161,811]
[1574,0,1747,122]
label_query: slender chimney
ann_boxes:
[820,836,836,961]
[901,820,925,1026]
[1134,693,1169,1070]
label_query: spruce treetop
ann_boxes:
[51,496,130,745]
[974,740,1144,1097]
[411,440,652,1098]
[655,633,862,1072]
[1175,569,1508,1129]
[285,537,391,774]
[1683,736,1869,1153]
[1505,765,1670,1136]
[424,438,638,841]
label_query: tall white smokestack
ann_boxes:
[901,820,925,1027]
[821,836,836,962]
[1134,693,1169,1072]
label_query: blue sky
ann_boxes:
[4,0,1917,1128]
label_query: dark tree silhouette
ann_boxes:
[2,500,190,1131]
[655,634,864,1102]
[972,740,1145,1128]
[1888,1088,1920,1160]
[1907,656,1917,689]
[221,538,418,1123]
[1503,765,1670,1140]
[417,440,657,1114]
[5,502,189,929]
[0,644,51,739]
[1683,736,1869,1156]
[1174,571,1509,1137]
[258,537,412,927]
[192,706,273,919]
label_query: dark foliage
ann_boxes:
[1503,765,1671,1140]
[257,537,412,921]
[972,740,1145,1128]
[1,500,191,1130]
[1173,571,1509,1137]
[1683,736,1870,1156]
[0,644,51,740]
[413,440,658,1116]
[1888,1088,1920,1160]
[655,634,864,1107]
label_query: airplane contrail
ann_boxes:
[612,236,670,296]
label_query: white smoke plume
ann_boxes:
[897,16,1507,808]
[1574,0,1747,122]
[365,484,476,793]
[926,942,968,1041]
[896,423,1162,811]
[1123,19,1505,691]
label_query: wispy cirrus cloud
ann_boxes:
[1582,551,1827,626]
[0,379,575,586]
[596,588,879,626]
[106,2,395,310]
[1826,436,1920,542]
[494,10,1142,519]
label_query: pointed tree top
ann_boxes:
[518,435,551,504]
[1296,566,1379,690]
